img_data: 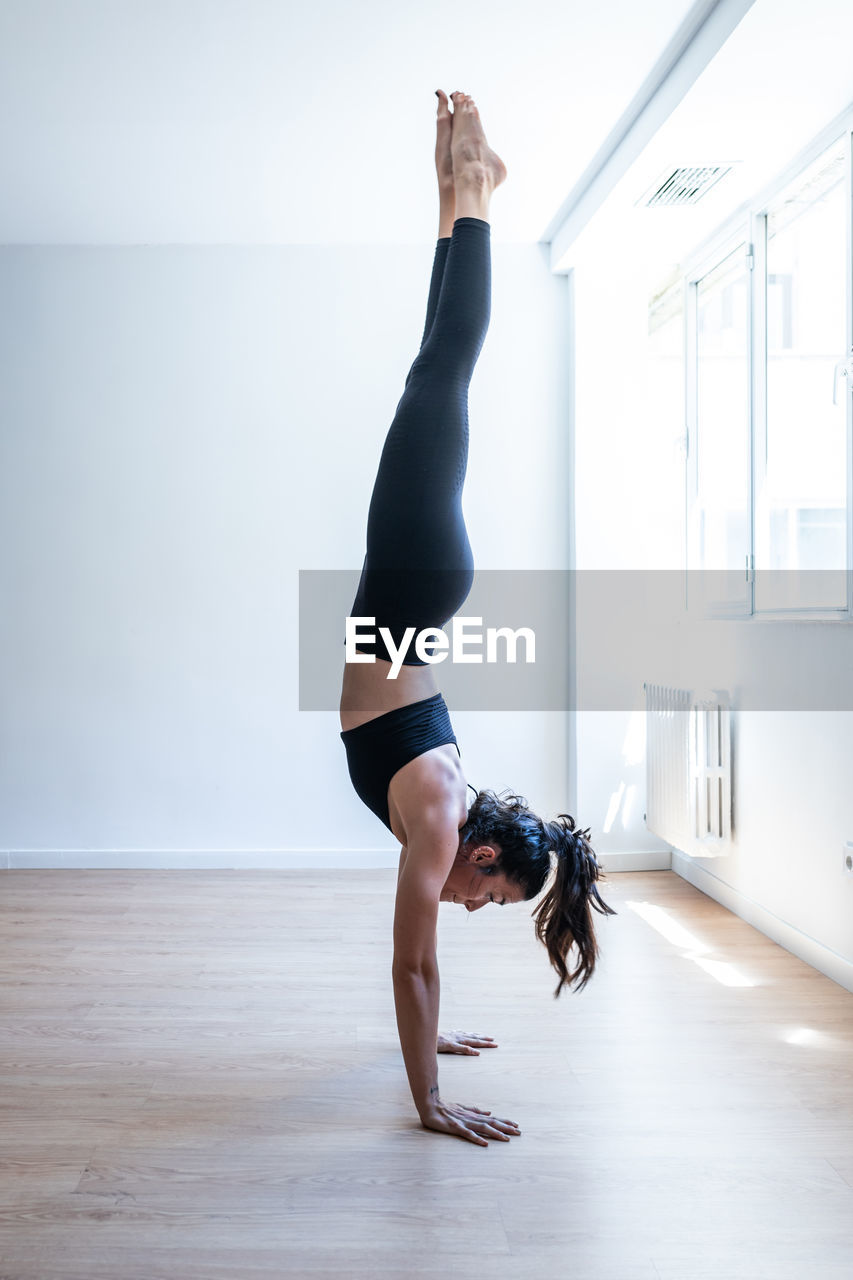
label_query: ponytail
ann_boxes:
[462,789,616,997]
[533,815,616,997]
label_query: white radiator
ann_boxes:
[644,683,732,855]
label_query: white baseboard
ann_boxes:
[2,847,674,873]
[1,848,402,870]
[671,849,853,995]
[599,849,673,873]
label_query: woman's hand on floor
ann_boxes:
[420,1099,520,1146]
[437,1030,498,1055]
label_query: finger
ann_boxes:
[476,1116,520,1139]
[464,1109,519,1132]
[472,1120,511,1142]
[449,1119,488,1147]
[490,1120,522,1135]
[425,1114,486,1147]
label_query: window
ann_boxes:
[689,243,751,614]
[674,122,853,618]
[757,136,848,609]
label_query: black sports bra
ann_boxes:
[340,692,460,833]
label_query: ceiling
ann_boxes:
[559,0,853,275]
[0,0,699,244]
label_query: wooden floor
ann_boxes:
[1,868,852,1279]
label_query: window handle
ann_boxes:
[832,350,853,405]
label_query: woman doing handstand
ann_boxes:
[339,90,615,1146]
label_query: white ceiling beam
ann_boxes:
[543,0,757,273]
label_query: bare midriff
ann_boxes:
[339,654,441,732]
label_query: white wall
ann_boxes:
[571,251,853,983]
[680,711,853,971]
[572,255,683,865]
[0,242,571,867]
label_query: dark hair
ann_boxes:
[459,787,617,998]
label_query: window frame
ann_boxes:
[685,232,755,618]
[678,104,853,621]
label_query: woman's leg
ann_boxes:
[351,93,505,664]
[406,88,455,378]
[406,236,450,387]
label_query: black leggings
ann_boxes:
[350,216,492,665]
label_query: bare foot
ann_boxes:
[449,91,507,192]
[435,90,454,199]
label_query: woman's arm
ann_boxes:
[391,820,454,1118]
[399,844,498,1059]
[392,812,521,1145]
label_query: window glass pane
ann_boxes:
[691,245,750,607]
[757,135,848,610]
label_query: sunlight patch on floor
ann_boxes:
[626,899,758,987]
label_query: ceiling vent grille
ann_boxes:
[638,165,733,208]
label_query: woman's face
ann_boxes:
[439,843,526,912]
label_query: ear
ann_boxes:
[470,844,499,866]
